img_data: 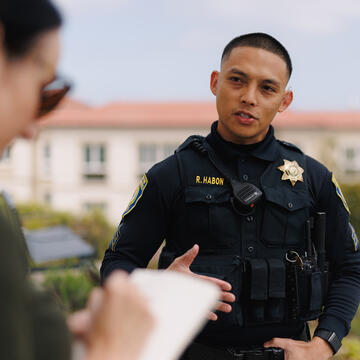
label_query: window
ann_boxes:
[44,192,52,205]
[346,148,355,161]
[43,144,51,176]
[138,143,178,175]
[0,146,11,162]
[343,146,360,174]
[83,202,107,213]
[83,144,106,180]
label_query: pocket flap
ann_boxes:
[263,186,309,212]
[185,187,231,204]
[190,255,240,278]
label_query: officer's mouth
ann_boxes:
[233,110,258,125]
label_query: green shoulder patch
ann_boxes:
[332,174,350,214]
[122,174,148,219]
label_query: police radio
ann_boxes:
[230,180,263,214]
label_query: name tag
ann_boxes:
[194,175,224,186]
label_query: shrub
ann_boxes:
[43,269,96,313]
[342,184,360,234]
[337,337,360,360]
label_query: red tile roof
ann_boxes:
[40,99,360,129]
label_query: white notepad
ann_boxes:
[131,269,220,360]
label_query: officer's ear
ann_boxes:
[278,89,293,113]
[210,71,219,96]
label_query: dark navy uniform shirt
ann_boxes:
[101,122,360,346]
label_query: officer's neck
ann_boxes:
[214,122,273,152]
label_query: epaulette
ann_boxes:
[277,139,303,154]
[176,135,207,155]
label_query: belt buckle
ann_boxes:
[227,348,271,360]
[226,347,245,358]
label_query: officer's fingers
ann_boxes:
[197,274,232,291]
[264,337,293,350]
[216,301,232,313]
[221,291,236,303]
[208,312,218,321]
[172,244,200,269]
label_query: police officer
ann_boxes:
[101,33,360,360]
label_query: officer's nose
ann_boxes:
[240,84,257,107]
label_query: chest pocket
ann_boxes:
[184,187,239,249]
[261,186,309,247]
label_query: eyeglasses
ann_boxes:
[38,76,72,118]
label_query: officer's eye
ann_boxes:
[262,85,276,93]
[230,76,245,84]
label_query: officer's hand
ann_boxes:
[264,336,333,360]
[167,244,236,321]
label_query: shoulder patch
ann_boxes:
[332,174,350,214]
[349,223,359,251]
[122,174,148,219]
[110,223,123,251]
[277,140,303,154]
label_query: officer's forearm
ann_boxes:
[318,258,360,341]
[100,255,138,283]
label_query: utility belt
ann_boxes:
[184,343,284,360]
[181,316,310,360]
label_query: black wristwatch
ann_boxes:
[314,329,342,354]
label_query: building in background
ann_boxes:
[0,99,359,225]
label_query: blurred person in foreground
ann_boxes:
[0,1,153,359]
[101,32,360,360]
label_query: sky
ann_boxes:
[54,0,360,111]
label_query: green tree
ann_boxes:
[342,184,360,235]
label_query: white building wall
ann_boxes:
[0,124,358,226]
[35,126,208,225]
[0,139,34,202]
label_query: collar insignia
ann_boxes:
[277,159,304,187]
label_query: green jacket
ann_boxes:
[0,194,71,360]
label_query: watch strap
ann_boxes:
[314,329,342,354]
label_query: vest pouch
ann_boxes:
[190,254,243,326]
[286,263,324,321]
[266,258,286,322]
[247,259,268,323]
[244,258,287,325]
[262,187,310,247]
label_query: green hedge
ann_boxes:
[342,184,360,234]
[43,269,97,312]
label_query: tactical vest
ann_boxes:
[159,136,328,327]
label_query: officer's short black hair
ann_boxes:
[0,0,62,59]
[221,33,292,79]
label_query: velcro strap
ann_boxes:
[310,272,322,311]
[267,259,286,298]
[250,259,268,300]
